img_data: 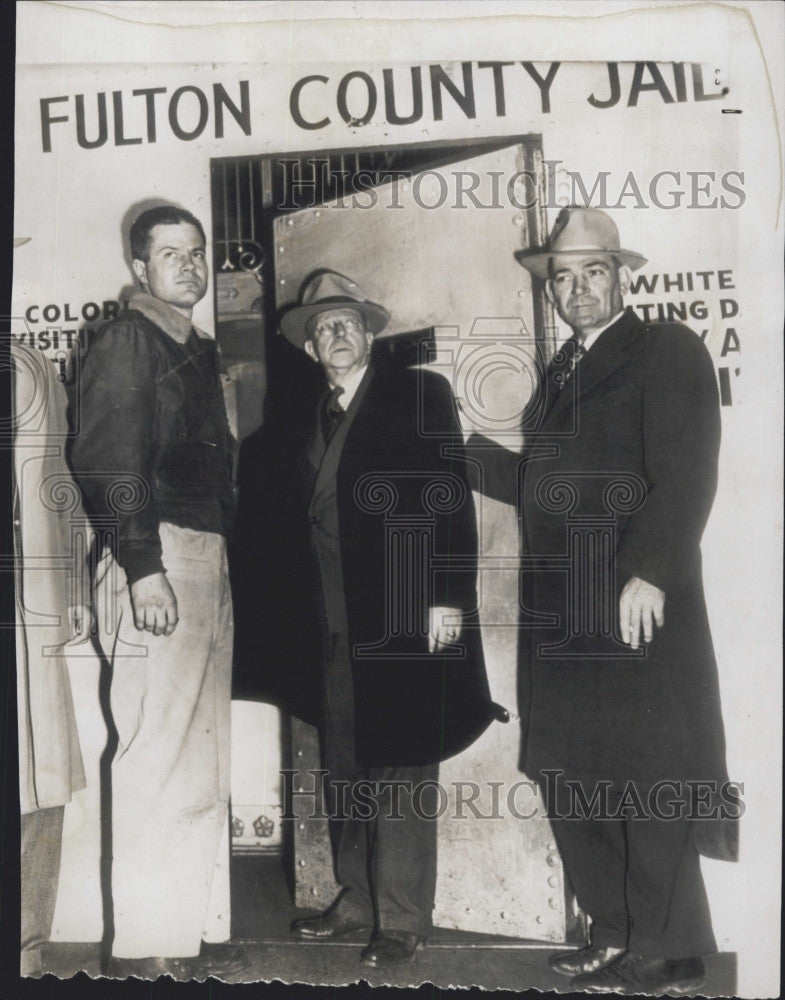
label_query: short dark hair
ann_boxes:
[129,205,206,262]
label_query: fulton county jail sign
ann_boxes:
[37,61,727,151]
[22,57,742,399]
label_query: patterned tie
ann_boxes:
[321,385,345,441]
[549,335,587,392]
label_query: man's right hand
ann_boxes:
[129,572,179,636]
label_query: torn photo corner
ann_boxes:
[9,1,783,997]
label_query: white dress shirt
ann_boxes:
[574,310,626,352]
[331,364,369,410]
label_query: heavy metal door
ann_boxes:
[274,140,576,943]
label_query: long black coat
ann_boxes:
[233,358,498,767]
[518,309,728,787]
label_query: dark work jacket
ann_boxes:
[68,298,235,584]
[518,309,728,787]
[233,361,500,767]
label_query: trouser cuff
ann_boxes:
[20,948,44,978]
[334,886,374,920]
[589,926,628,950]
[628,936,717,960]
[377,911,432,936]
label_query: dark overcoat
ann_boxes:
[233,358,498,767]
[518,308,728,788]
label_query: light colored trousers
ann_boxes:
[95,522,232,958]
[21,806,64,976]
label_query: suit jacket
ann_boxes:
[233,358,499,767]
[518,308,728,787]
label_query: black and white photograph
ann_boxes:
[5,2,783,997]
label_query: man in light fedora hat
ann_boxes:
[266,270,499,968]
[516,207,729,994]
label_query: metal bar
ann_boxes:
[235,159,243,252]
[220,160,232,269]
[249,159,255,243]
[260,157,273,209]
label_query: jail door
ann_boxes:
[274,141,576,942]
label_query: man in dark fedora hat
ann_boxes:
[268,270,500,968]
[516,207,729,994]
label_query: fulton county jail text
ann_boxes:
[38,61,727,152]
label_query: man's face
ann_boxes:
[546,254,630,336]
[132,222,208,317]
[304,307,373,382]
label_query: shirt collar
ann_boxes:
[330,364,369,410]
[578,310,626,351]
[129,291,207,345]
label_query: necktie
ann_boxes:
[548,335,587,392]
[321,385,345,441]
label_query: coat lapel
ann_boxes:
[543,309,646,425]
[309,365,375,508]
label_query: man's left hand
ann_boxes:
[619,577,665,649]
[428,606,463,652]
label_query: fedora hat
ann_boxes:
[279,270,390,349]
[515,206,647,280]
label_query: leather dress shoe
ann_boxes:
[572,952,706,994]
[291,908,372,940]
[105,955,197,981]
[360,931,424,968]
[197,941,250,977]
[549,944,626,977]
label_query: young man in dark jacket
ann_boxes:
[68,205,245,980]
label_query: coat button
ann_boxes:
[309,515,320,525]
